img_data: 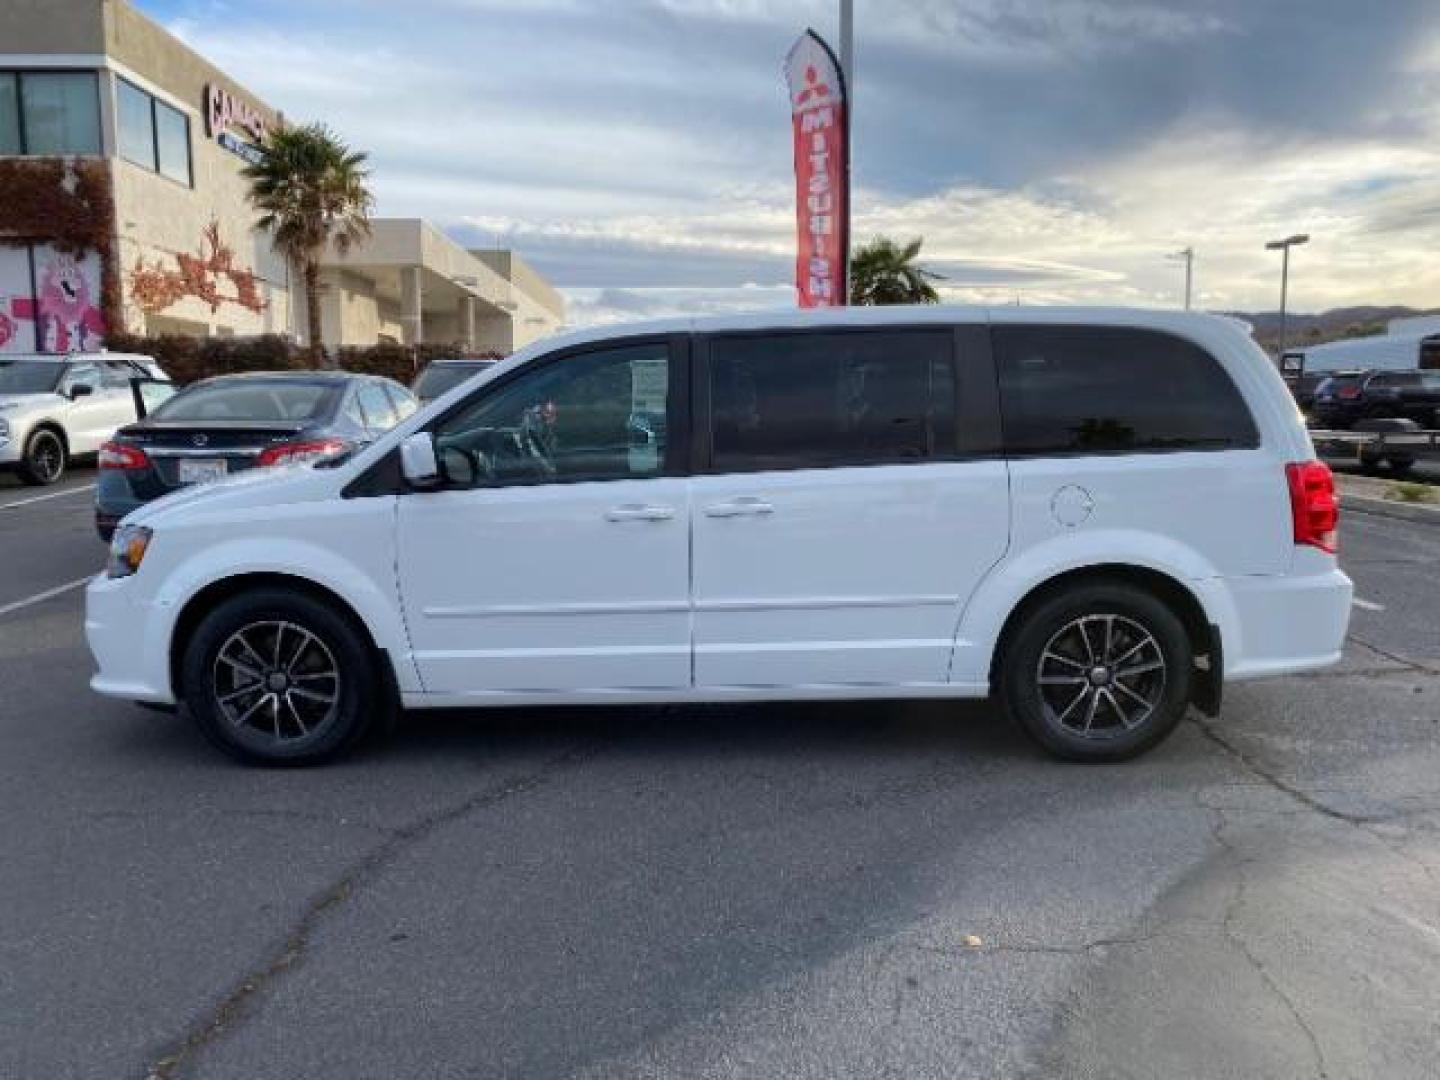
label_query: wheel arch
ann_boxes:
[985,564,1222,714]
[168,572,399,705]
[25,420,69,454]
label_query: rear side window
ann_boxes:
[994,326,1258,456]
[707,330,954,473]
[384,383,419,422]
[356,383,398,433]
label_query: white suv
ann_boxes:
[0,353,169,485]
[86,307,1351,764]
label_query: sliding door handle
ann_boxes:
[703,497,775,518]
[605,504,676,523]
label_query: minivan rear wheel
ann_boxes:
[999,582,1192,761]
[181,589,378,765]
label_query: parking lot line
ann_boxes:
[0,484,97,511]
[1353,597,1386,612]
[0,577,93,619]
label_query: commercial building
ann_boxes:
[318,220,566,352]
[0,0,563,356]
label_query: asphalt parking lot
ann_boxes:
[2,467,1439,1080]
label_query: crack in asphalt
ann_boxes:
[1200,795,1331,1080]
[1342,633,1440,676]
[1192,716,1383,826]
[142,743,603,1080]
[914,930,1174,959]
[1286,665,1432,681]
[88,808,398,835]
[1190,685,1440,1079]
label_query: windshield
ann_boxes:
[0,360,64,395]
[414,363,492,401]
[152,381,336,422]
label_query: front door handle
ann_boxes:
[703,497,775,518]
[605,504,675,523]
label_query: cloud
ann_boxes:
[147,0,1440,324]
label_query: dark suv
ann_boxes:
[1311,369,1440,429]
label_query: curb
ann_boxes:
[1340,492,1440,527]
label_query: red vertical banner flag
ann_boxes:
[784,29,849,307]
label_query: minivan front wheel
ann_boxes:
[999,582,1192,761]
[182,589,378,764]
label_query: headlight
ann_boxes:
[0,418,9,444]
[107,525,153,579]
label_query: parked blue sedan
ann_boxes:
[95,371,417,540]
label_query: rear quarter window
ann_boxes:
[994,326,1259,456]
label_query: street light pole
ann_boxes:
[1168,247,1194,310]
[1265,233,1309,360]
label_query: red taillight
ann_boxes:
[1337,385,1362,400]
[98,440,150,471]
[256,438,350,467]
[1286,460,1338,554]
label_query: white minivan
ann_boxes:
[86,307,1352,764]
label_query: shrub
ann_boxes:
[1386,481,1438,504]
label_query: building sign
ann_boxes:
[216,131,264,164]
[205,84,267,161]
[783,29,849,308]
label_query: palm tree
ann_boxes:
[244,123,373,365]
[850,235,943,306]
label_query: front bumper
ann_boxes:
[85,574,177,705]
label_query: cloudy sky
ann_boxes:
[139,0,1440,326]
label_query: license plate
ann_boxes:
[178,458,228,485]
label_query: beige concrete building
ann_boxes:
[0,0,562,355]
[319,220,565,352]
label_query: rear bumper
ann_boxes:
[1217,568,1353,680]
[85,574,177,705]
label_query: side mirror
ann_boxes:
[400,431,441,488]
[69,383,95,400]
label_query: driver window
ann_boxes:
[434,342,670,488]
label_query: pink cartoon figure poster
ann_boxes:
[34,247,105,354]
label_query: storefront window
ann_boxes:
[115,77,192,186]
[155,100,192,185]
[117,78,157,170]
[18,72,101,155]
[0,74,19,154]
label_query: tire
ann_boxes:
[181,588,380,765]
[1383,458,1416,477]
[999,582,1193,762]
[17,428,66,486]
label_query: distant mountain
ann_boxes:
[1222,306,1439,354]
